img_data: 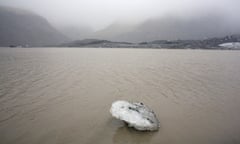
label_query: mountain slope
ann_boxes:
[58,26,93,41]
[92,14,240,42]
[92,22,137,40]
[0,6,69,47]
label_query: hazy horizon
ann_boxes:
[1,0,240,31]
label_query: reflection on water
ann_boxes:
[107,117,155,144]
[113,125,155,144]
[0,48,240,144]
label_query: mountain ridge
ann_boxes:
[90,14,240,42]
[0,6,69,47]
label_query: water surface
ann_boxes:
[0,48,240,144]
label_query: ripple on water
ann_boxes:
[0,48,240,144]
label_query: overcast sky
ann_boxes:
[0,0,240,30]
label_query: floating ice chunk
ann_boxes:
[110,100,160,131]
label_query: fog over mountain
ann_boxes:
[58,26,93,41]
[1,0,240,42]
[0,6,68,46]
[94,13,240,42]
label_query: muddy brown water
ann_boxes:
[0,48,240,144]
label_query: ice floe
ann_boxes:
[110,100,160,131]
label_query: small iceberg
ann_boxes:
[110,100,160,131]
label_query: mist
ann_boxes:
[1,0,240,31]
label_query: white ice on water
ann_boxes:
[219,42,240,49]
[110,100,160,131]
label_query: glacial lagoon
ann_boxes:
[0,48,240,144]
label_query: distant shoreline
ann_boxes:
[2,35,240,50]
[1,47,239,50]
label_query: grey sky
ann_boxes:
[0,0,239,30]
